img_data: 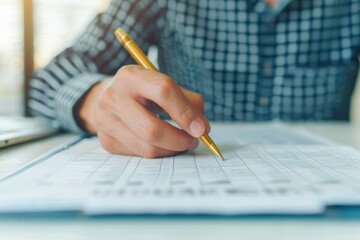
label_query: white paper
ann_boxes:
[0,124,360,215]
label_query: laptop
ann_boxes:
[0,116,59,148]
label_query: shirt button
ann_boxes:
[260,97,269,106]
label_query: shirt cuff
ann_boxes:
[55,73,106,134]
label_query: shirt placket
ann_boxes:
[253,0,293,119]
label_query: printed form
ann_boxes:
[1,124,360,215]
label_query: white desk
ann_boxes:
[1,122,360,240]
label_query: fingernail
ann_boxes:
[190,120,205,137]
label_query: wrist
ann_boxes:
[77,78,110,133]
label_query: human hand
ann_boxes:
[78,65,210,158]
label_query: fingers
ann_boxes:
[94,65,208,158]
[98,115,190,158]
[117,65,210,138]
[98,131,134,156]
[115,98,199,152]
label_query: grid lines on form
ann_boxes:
[37,139,360,200]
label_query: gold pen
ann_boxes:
[115,28,224,160]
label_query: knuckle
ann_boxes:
[195,95,205,108]
[142,146,158,159]
[157,76,175,100]
[141,120,163,142]
[177,103,193,123]
[117,65,136,78]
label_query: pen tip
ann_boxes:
[218,152,225,161]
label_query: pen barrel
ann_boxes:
[115,29,158,72]
[125,41,158,71]
[115,28,224,160]
[200,134,221,155]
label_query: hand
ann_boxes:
[77,65,210,158]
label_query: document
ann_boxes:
[0,124,360,216]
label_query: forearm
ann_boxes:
[28,0,161,133]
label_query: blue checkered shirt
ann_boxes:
[29,0,360,133]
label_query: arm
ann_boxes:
[28,0,161,133]
[29,0,210,158]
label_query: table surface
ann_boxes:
[1,122,360,240]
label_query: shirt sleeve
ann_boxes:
[28,0,162,134]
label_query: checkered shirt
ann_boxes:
[28,0,360,133]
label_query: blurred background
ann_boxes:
[0,0,360,122]
[0,0,109,116]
